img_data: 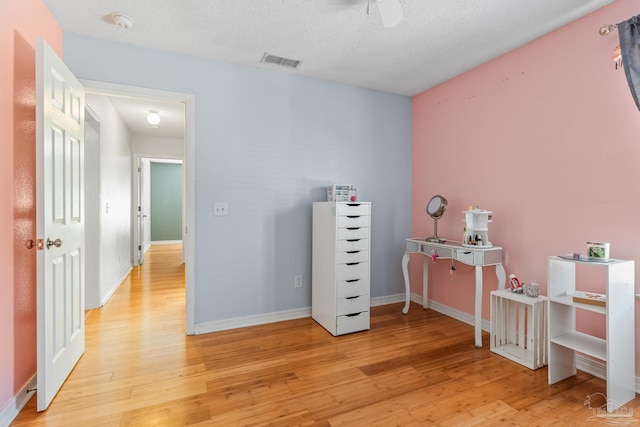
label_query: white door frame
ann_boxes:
[84,104,102,309]
[80,79,196,335]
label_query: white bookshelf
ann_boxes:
[547,256,635,412]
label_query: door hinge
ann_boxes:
[138,245,142,250]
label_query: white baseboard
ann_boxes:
[409,291,491,330]
[100,266,133,307]
[151,240,182,245]
[371,293,405,307]
[194,307,311,334]
[576,355,606,381]
[195,294,407,335]
[0,375,36,427]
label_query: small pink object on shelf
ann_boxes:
[509,274,522,293]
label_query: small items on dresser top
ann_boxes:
[327,185,357,202]
[462,206,493,248]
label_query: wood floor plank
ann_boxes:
[11,243,640,426]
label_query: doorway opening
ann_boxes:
[134,157,184,266]
[81,80,195,334]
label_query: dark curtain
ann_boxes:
[619,14,640,110]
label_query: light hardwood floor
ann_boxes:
[12,243,640,426]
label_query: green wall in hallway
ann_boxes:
[151,162,182,241]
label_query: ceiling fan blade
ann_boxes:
[377,0,403,28]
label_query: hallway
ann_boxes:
[13,244,187,425]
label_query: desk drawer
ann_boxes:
[336,294,369,316]
[336,203,370,216]
[455,249,475,265]
[336,311,370,335]
[337,239,369,252]
[337,250,369,264]
[337,215,370,228]
[337,261,369,281]
[454,248,503,265]
[337,227,369,240]
[429,246,452,258]
[336,277,370,298]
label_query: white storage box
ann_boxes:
[490,289,547,370]
[327,185,356,202]
[327,185,350,201]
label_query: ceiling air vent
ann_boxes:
[260,53,302,69]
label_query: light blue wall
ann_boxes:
[63,34,412,324]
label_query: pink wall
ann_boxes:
[0,0,61,412]
[412,0,640,370]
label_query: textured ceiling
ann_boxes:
[44,0,613,97]
[44,0,614,138]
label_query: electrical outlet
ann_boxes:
[213,202,228,216]
[294,275,303,288]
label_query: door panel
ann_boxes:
[36,38,85,411]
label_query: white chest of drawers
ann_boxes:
[312,202,371,336]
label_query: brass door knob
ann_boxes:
[46,238,63,249]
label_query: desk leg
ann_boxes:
[402,251,411,314]
[495,263,506,290]
[423,257,429,310]
[475,266,483,348]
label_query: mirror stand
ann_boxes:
[426,194,447,243]
[426,218,446,243]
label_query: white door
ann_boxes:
[137,157,146,265]
[36,38,85,411]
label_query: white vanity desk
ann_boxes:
[402,238,506,348]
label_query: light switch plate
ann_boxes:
[213,202,228,216]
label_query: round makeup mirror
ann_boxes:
[426,195,447,243]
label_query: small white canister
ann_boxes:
[587,241,610,259]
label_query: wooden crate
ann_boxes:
[490,289,547,370]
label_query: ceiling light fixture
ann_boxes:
[147,110,160,126]
[111,13,134,29]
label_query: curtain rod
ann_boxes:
[599,23,617,36]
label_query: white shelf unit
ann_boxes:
[312,202,371,336]
[547,256,635,412]
[462,209,492,248]
[490,289,547,370]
